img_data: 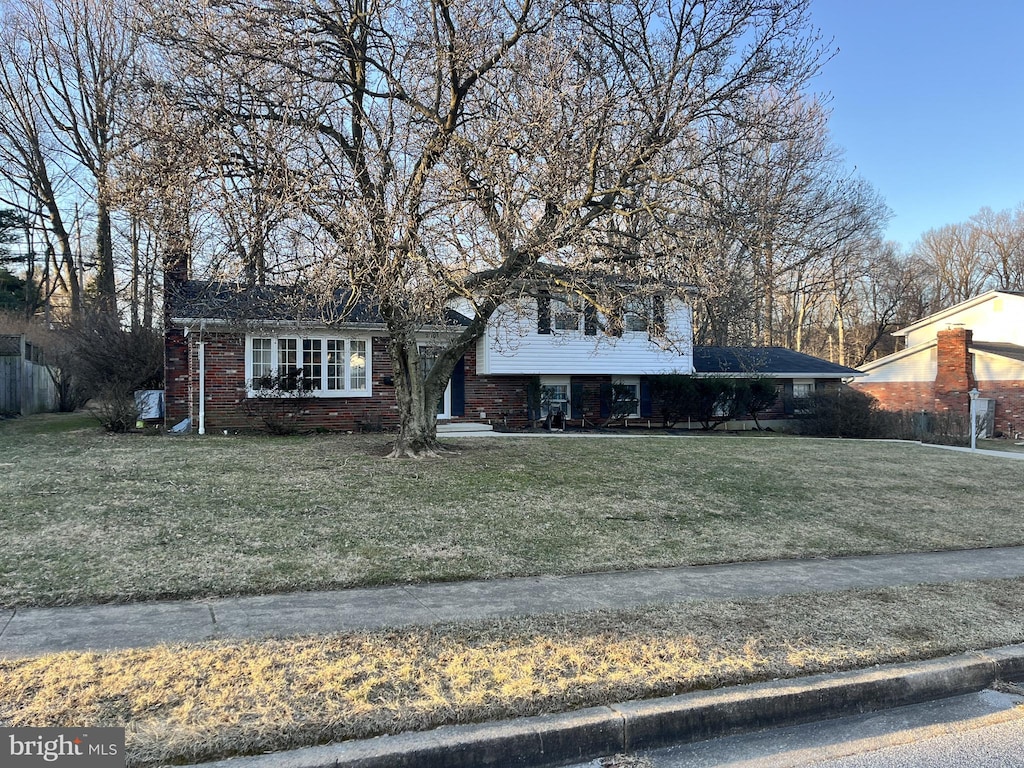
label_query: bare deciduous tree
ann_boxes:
[142,0,826,456]
[0,0,140,319]
[0,2,83,317]
[971,205,1024,292]
[685,94,890,357]
[914,222,991,307]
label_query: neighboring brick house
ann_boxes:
[853,290,1024,437]
[164,280,697,433]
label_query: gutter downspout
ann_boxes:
[198,322,206,435]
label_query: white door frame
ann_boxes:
[437,381,452,420]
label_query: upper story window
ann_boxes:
[623,301,649,333]
[538,294,598,336]
[622,296,667,334]
[246,334,371,397]
[554,302,582,332]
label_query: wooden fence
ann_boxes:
[0,335,59,415]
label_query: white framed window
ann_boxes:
[278,338,297,376]
[252,337,272,380]
[611,376,640,418]
[792,379,815,399]
[326,339,344,390]
[539,375,570,418]
[302,338,323,391]
[553,298,582,332]
[246,334,372,397]
[350,340,367,390]
[623,298,650,333]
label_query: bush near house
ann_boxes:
[648,374,778,429]
[69,317,164,432]
[795,387,973,446]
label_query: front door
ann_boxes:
[420,345,453,420]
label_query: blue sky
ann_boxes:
[808,0,1024,250]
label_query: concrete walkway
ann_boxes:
[439,429,1024,460]
[5,546,1024,658]
[9,547,1024,768]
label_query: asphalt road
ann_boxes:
[574,688,1024,768]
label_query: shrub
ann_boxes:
[732,377,778,429]
[871,408,969,446]
[793,387,877,438]
[648,374,699,427]
[243,370,314,435]
[63,315,164,431]
[648,374,779,430]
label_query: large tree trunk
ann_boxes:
[95,195,117,315]
[386,336,448,459]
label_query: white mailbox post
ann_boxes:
[968,387,980,451]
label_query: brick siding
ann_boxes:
[165,331,547,432]
[163,329,190,428]
[853,327,1024,437]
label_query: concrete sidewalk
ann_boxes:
[7,547,1024,768]
[5,545,1024,658]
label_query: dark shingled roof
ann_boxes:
[972,341,1024,363]
[693,346,862,378]
[168,280,471,328]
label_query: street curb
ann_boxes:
[192,644,1024,768]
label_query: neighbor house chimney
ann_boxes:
[934,326,975,394]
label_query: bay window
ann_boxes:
[247,334,371,396]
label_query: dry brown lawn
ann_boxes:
[4,414,1024,766]
[1,417,1023,607]
[3,580,1024,766]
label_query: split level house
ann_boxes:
[852,290,1024,437]
[164,278,862,434]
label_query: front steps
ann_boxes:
[437,421,494,434]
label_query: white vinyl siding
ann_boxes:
[902,293,1024,348]
[478,299,694,375]
[860,346,937,383]
[974,351,1024,382]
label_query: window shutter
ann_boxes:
[651,296,666,336]
[570,381,584,419]
[599,382,612,418]
[537,294,552,335]
[583,304,598,336]
[527,375,541,420]
[450,356,465,417]
[608,302,623,337]
[639,379,653,418]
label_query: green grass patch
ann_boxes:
[2,417,1023,607]
[0,411,98,436]
[3,579,1024,767]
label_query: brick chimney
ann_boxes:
[162,204,192,430]
[934,327,976,394]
